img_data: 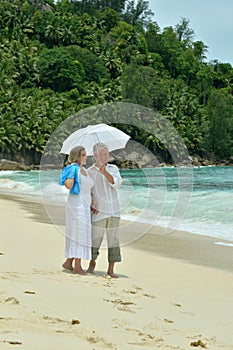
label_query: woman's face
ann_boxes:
[77,149,87,166]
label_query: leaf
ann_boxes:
[190,340,207,348]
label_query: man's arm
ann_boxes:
[99,164,114,184]
[101,164,122,189]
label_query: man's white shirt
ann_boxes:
[87,163,122,222]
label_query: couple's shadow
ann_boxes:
[91,270,129,278]
[62,268,128,278]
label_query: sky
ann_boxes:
[148,0,233,65]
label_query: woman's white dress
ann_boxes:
[65,172,94,260]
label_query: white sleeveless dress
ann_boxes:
[65,171,94,260]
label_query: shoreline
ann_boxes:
[1,191,233,274]
[1,160,233,171]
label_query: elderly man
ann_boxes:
[87,142,122,278]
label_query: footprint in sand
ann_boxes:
[103,298,136,313]
[171,302,194,316]
[123,286,157,299]
[86,335,116,349]
[43,316,70,325]
[1,273,21,281]
[105,285,158,313]
[132,284,143,291]
[103,298,136,306]
[142,293,156,299]
[4,297,20,305]
[0,316,13,321]
[128,332,164,348]
[112,320,164,347]
[164,318,174,324]
[123,288,137,295]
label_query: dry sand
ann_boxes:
[0,194,233,350]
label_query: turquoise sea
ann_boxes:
[0,166,233,245]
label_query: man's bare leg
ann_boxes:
[86,260,96,274]
[107,262,118,278]
[73,258,87,275]
[62,258,73,271]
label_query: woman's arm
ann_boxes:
[64,178,74,190]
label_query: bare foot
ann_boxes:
[73,268,87,275]
[107,271,119,278]
[86,261,96,274]
[62,263,73,271]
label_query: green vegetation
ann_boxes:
[0,0,233,164]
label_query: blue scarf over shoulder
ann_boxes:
[59,163,80,195]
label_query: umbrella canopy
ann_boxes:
[60,123,130,156]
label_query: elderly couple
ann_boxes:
[60,143,121,278]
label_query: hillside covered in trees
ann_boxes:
[0,0,233,165]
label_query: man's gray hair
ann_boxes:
[93,142,109,154]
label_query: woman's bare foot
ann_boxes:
[73,268,87,275]
[86,260,96,274]
[62,259,73,271]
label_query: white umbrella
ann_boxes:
[60,123,130,156]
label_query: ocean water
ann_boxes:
[0,166,233,244]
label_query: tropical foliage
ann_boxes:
[0,0,233,164]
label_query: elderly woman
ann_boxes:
[60,146,95,275]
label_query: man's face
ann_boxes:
[94,147,109,164]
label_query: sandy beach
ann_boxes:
[1,194,233,350]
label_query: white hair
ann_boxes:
[92,142,109,155]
